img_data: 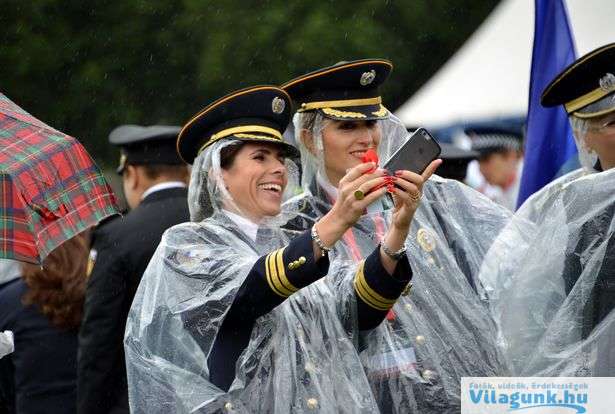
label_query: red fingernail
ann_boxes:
[395,171,403,176]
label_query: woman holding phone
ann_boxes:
[124,85,426,413]
[281,59,512,413]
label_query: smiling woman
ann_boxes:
[220,143,289,222]
[123,85,415,413]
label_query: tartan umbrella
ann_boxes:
[0,92,119,264]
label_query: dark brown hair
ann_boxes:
[219,142,245,170]
[21,233,89,330]
[142,164,189,181]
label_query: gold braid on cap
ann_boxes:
[298,97,382,112]
[371,104,388,117]
[197,125,282,155]
[321,107,366,118]
[565,88,613,114]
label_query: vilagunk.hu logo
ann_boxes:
[460,378,614,414]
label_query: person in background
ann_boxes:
[0,235,89,414]
[436,143,479,182]
[1,259,22,414]
[465,126,523,210]
[479,42,615,377]
[77,125,190,414]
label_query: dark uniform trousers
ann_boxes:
[77,187,189,414]
[205,219,412,392]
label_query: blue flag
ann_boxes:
[517,0,578,208]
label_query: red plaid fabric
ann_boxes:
[0,93,119,264]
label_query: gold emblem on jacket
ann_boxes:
[288,256,306,270]
[416,228,436,252]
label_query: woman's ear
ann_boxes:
[300,129,317,156]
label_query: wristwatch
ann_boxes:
[381,242,407,260]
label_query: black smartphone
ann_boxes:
[383,128,441,174]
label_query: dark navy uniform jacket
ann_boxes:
[206,207,412,391]
[0,279,78,414]
[77,187,189,414]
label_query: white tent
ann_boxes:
[395,0,615,127]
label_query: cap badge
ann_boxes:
[272,97,286,114]
[599,73,615,93]
[416,228,436,252]
[360,70,376,86]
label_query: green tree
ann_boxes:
[0,0,498,168]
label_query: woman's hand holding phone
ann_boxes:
[377,158,441,273]
[389,159,441,230]
[314,162,389,250]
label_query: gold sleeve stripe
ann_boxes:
[353,261,396,311]
[275,248,298,294]
[265,248,297,297]
[265,251,288,298]
[356,263,397,305]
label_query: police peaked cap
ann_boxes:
[109,125,184,174]
[465,126,523,155]
[177,86,297,164]
[282,59,393,121]
[541,43,615,119]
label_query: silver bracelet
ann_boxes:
[311,225,332,256]
[381,242,407,260]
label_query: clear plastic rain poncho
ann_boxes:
[124,139,384,413]
[479,115,615,376]
[283,111,512,413]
